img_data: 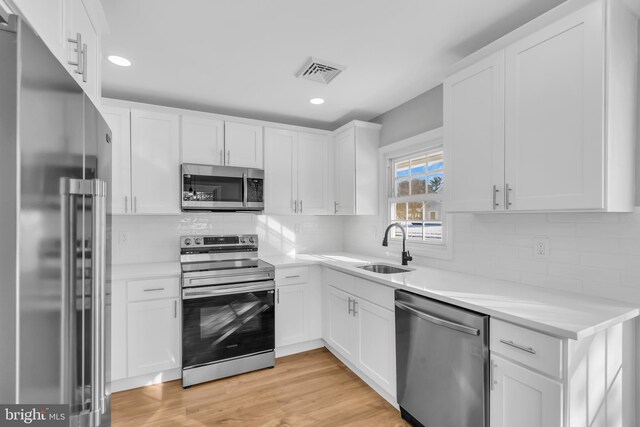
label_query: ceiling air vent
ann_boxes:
[296,57,346,84]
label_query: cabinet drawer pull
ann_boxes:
[285,275,300,279]
[499,339,536,354]
[143,287,165,292]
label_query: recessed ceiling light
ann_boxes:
[108,55,132,67]
[309,98,325,105]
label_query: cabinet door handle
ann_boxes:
[219,149,223,165]
[294,200,298,213]
[492,185,499,209]
[81,43,87,82]
[285,275,300,279]
[490,360,497,391]
[299,200,303,214]
[67,32,83,75]
[124,196,128,213]
[353,300,358,317]
[174,300,177,318]
[143,287,165,292]
[347,297,353,315]
[227,150,230,164]
[134,196,137,213]
[276,289,280,304]
[334,201,339,214]
[505,183,512,209]
[499,339,536,354]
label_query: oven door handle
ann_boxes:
[182,280,275,299]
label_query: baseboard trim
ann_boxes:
[323,341,399,410]
[110,368,181,393]
[275,339,324,358]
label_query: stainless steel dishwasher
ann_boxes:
[395,290,489,427]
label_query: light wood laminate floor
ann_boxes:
[112,348,410,426]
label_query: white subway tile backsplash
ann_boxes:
[345,209,640,304]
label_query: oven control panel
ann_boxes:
[181,234,257,249]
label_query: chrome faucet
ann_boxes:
[382,223,413,266]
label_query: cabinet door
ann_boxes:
[66,0,99,102]
[264,128,297,214]
[504,3,604,211]
[12,0,65,60]
[490,355,562,427]
[298,132,331,215]
[181,115,224,165]
[275,284,307,347]
[102,106,131,215]
[110,280,127,381]
[334,128,356,215]
[444,52,505,212]
[224,122,263,168]
[355,298,396,396]
[130,109,180,214]
[326,286,357,360]
[127,298,180,377]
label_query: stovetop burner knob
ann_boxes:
[249,236,255,243]
[194,237,202,245]
[184,238,192,246]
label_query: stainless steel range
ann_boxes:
[180,234,275,387]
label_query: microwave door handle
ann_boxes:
[243,172,248,207]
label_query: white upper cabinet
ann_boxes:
[180,116,224,165]
[444,0,637,213]
[10,0,106,103]
[66,0,99,103]
[297,132,331,215]
[264,128,332,215]
[445,52,505,212]
[264,128,297,215]
[224,121,264,168]
[505,3,604,211]
[334,127,356,215]
[333,122,380,215]
[101,105,131,215]
[130,109,180,215]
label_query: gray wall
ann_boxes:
[371,85,443,146]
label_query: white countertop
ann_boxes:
[261,252,640,341]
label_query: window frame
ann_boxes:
[379,127,452,259]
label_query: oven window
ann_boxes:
[182,289,274,368]
[183,174,243,202]
[246,178,263,203]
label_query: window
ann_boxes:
[388,148,444,244]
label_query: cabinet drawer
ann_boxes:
[490,319,562,379]
[275,266,309,286]
[354,278,394,311]
[128,277,180,302]
[325,268,356,294]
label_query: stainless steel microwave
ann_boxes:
[181,163,264,212]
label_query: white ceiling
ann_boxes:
[101,0,566,130]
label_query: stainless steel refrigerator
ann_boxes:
[0,15,112,427]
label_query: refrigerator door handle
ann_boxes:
[90,179,107,423]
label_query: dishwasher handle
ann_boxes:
[395,300,480,336]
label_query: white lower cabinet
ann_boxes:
[355,298,396,396]
[323,269,396,398]
[274,266,322,349]
[127,298,180,377]
[325,285,358,360]
[490,355,562,427]
[110,276,181,389]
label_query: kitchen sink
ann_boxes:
[357,264,413,274]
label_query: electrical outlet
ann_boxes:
[534,237,549,259]
[118,231,130,246]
